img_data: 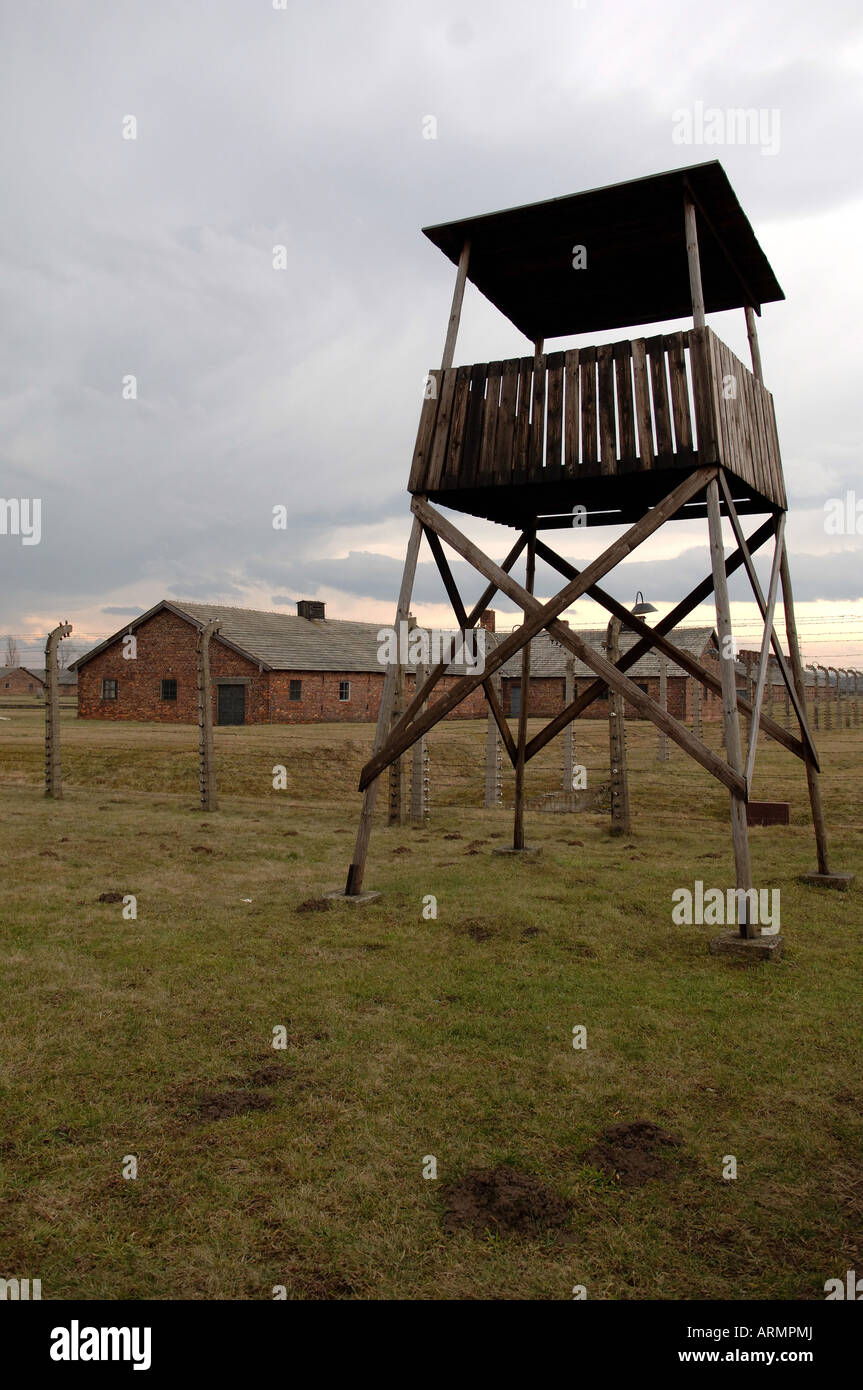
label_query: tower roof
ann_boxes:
[423,161,784,340]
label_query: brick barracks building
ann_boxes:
[72,599,490,726]
[73,599,726,728]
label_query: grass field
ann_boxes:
[1,706,861,1300]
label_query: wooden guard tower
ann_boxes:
[344,161,848,925]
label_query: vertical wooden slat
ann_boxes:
[580,346,598,472]
[613,340,636,464]
[563,348,580,473]
[512,357,533,486]
[741,363,764,498]
[476,361,502,487]
[647,335,673,458]
[442,364,471,484]
[494,359,519,486]
[528,352,547,477]
[460,361,488,487]
[630,338,654,471]
[546,351,565,478]
[425,367,457,490]
[667,331,693,455]
[597,344,617,474]
[408,373,441,491]
[688,327,718,462]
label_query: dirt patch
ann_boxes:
[296,898,332,914]
[361,942,387,952]
[565,941,597,957]
[392,846,410,855]
[584,1120,684,1186]
[192,1091,274,1123]
[442,1166,571,1237]
[566,839,584,847]
[191,845,214,854]
[245,1063,295,1088]
[834,1090,863,1111]
[443,832,463,840]
[40,849,59,858]
[521,926,541,938]
[97,891,125,903]
[454,918,497,942]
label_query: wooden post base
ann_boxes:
[325,888,382,905]
[709,931,784,961]
[798,872,855,891]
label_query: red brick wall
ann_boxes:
[0,668,42,696]
[77,610,266,723]
[78,613,491,725]
[501,674,720,720]
[268,670,487,724]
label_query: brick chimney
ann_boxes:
[478,609,495,632]
[297,600,325,621]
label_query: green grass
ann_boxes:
[0,707,861,1299]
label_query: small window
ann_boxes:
[102,679,118,700]
[339,680,351,702]
[161,679,177,701]
[634,682,649,695]
[289,679,302,702]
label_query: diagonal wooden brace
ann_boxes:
[422,522,518,764]
[718,473,816,761]
[532,531,805,765]
[525,515,781,762]
[416,500,746,798]
[359,468,718,790]
[389,532,527,752]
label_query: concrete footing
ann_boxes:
[709,931,784,961]
[798,872,855,891]
[324,889,382,904]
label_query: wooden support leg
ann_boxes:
[345,515,423,895]
[607,617,631,834]
[44,622,72,799]
[780,549,832,877]
[706,479,754,937]
[562,652,575,790]
[410,662,429,824]
[657,655,669,762]
[513,530,536,849]
[484,671,502,807]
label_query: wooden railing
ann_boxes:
[408,326,785,510]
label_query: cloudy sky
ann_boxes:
[1,0,861,669]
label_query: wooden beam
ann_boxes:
[358,469,717,789]
[531,527,804,763]
[407,491,748,798]
[684,194,706,330]
[743,513,785,790]
[717,472,817,764]
[706,476,754,936]
[513,529,536,848]
[781,548,831,873]
[197,618,220,812]
[442,239,470,370]
[744,305,764,384]
[345,514,423,894]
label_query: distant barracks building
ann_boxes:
[73,599,729,728]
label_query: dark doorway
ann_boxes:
[510,682,521,717]
[218,684,246,725]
